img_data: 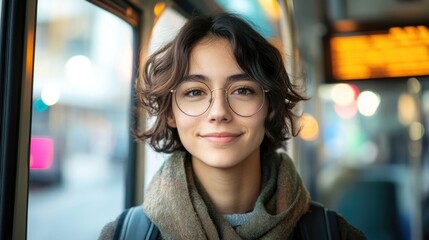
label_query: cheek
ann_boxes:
[256,106,268,130]
[172,108,195,136]
[246,109,268,138]
[254,120,267,139]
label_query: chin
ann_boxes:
[193,149,255,169]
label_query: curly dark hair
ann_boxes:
[134,13,307,153]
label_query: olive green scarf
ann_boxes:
[143,151,310,239]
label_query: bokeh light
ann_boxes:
[331,83,358,106]
[299,113,319,141]
[258,0,280,20]
[65,55,94,83]
[41,83,60,106]
[34,98,48,112]
[357,91,380,117]
[334,101,358,119]
[398,93,417,125]
[154,2,166,17]
[409,121,425,141]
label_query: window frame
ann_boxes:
[0,0,37,239]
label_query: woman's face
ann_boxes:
[168,37,268,170]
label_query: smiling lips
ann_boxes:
[200,132,241,144]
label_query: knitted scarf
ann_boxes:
[143,151,310,239]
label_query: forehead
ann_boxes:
[188,37,243,78]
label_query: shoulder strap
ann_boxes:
[295,201,340,240]
[113,206,159,240]
[113,202,338,240]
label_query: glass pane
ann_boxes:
[27,1,133,239]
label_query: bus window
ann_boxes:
[27,0,133,239]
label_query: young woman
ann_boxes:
[99,13,366,239]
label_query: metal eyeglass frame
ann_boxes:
[170,81,269,117]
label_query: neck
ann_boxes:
[192,151,261,214]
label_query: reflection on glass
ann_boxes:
[28,0,133,239]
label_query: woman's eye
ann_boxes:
[232,87,254,95]
[184,89,205,97]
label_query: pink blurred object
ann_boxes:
[30,137,54,170]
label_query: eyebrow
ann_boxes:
[181,73,252,82]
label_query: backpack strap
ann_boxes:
[113,206,159,240]
[295,201,340,240]
[113,202,338,240]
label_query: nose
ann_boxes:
[207,89,232,122]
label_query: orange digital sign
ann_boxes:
[329,25,429,81]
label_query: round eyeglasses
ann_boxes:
[170,80,269,117]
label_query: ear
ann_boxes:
[167,115,177,128]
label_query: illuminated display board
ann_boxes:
[326,25,429,81]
